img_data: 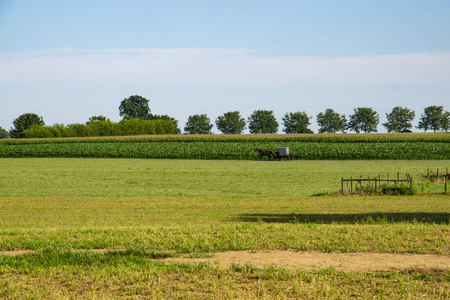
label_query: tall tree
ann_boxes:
[442,111,450,132]
[184,114,213,134]
[248,110,278,134]
[282,111,313,133]
[382,106,415,133]
[316,109,347,133]
[10,113,45,138]
[417,105,450,132]
[86,115,109,125]
[347,107,379,133]
[215,111,246,134]
[118,95,151,120]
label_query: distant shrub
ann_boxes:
[22,124,54,138]
[66,123,90,137]
[0,126,10,139]
[86,120,122,136]
[120,118,153,135]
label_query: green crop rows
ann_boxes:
[2,133,450,144]
[1,135,450,159]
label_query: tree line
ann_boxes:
[1,95,449,138]
[188,106,449,134]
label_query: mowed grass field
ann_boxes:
[1,158,450,299]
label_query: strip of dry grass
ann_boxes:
[1,259,449,299]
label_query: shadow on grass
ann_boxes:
[235,213,450,224]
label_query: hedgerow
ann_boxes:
[20,119,175,138]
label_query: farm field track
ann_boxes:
[0,158,449,298]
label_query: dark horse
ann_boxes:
[255,148,276,160]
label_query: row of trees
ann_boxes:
[1,95,449,138]
[184,106,450,134]
[117,96,450,134]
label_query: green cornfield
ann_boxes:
[1,133,450,160]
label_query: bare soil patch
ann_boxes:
[2,249,449,273]
[165,251,450,273]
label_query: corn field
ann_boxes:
[1,134,450,159]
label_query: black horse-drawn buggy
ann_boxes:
[255,147,291,160]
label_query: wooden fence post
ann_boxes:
[341,178,344,193]
[410,177,413,193]
[445,175,448,193]
[375,178,378,193]
[360,175,362,190]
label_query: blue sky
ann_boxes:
[1,0,449,133]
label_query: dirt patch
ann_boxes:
[2,249,449,273]
[165,251,450,273]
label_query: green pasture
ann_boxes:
[0,158,449,298]
[1,158,449,197]
[0,158,449,251]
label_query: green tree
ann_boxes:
[152,114,181,134]
[184,114,213,134]
[442,111,450,132]
[248,110,278,134]
[215,111,246,134]
[282,111,313,133]
[417,105,450,132]
[0,126,9,139]
[118,95,151,120]
[348,107,379,133]
[382,106,415,133]
[86,115,109,125]
[10,113,45,138]
[316,109,347,133]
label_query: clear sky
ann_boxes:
[1,0,449,133]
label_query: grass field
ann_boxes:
[0,158,449,298]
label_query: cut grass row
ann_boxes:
[2,260,448,299]
[1,218,449,254]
